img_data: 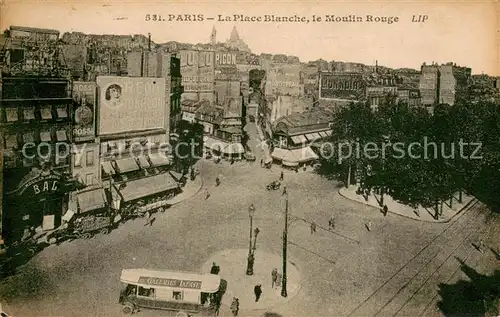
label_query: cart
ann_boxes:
[266,180,281,191]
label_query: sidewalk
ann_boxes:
[200,249,302,314]
[339,185,476,223]
[166,175,203,205]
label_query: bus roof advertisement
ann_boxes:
[96,76,166,135]
[72,81,96,142]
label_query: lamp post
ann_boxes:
[281,192,289,298]
[246,204,256,275]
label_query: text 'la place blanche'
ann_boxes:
[217,14,401,24]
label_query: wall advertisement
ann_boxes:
[72,81,96,142]
[96,76,166,135]
[319,72,365,100]
[180,50,215,93]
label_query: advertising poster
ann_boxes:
[319,72,365,100]
[96,76,166,135]
[180,50,215,93]
[72,81,96,142]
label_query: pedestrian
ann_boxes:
[190,168,195,180]
[279,171,284,181]
[230,158,235,165]
[271,268,278,288]
[383,205,388,216]
[205,188,210,200]
[295,166,298,173]
[329,216,335,230]
[282,186,287,196]
[275,272,282,288]
[414,208,420,217]
[310,221,316,234]
[478,239,485,253]
[210,262,218,274]
[230,297,239,316]
[366,220,372,232]
[253,284,262,302]
[215,176,220,187]
[260,158,263,166]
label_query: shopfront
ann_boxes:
[3,168,67,244]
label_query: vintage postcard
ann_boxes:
[0,0,499,316]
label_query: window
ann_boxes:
[138,287,155,298]
[23,108,35,121]
[40,106,53,120]
[172,291,183,301]
[73,154,82,167]
[56,106,68,119]
[5,108,18,122]
[85,174,93,186]
[86,150,94,166]
[56,130,67,142]
[4,134,18,149]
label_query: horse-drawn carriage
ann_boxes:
[266,180,281,191]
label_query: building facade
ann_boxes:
[419,62,471,106]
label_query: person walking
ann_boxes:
[260,158,263,167]
[383,205,388,217]
[275,271,282,288]
[310,221,317,234]
[279,171,284,181]
[215,176,220,187]
[205,188,210,200]
[230,297,239,316]
[478,239,485,253]
[329,216,335,230]
[144,211,156,226]
[366,220,372,232]
[254,284,262,302]
[271,268,278,288]
[282,186,287,196]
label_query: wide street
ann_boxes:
[1,123,499,317]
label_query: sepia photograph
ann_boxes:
[0,0,499,316]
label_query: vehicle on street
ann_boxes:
[119,269,222,316]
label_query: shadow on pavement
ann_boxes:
[261,313,283,317]
[437,257,500,317]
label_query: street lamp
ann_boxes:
[281,192,289,298]
[246,204,256,275]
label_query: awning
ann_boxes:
[56,107,68,118]
[149,153,170,166]
[324,130,332,136]
[115,157,139,173]
[291,135,307,144]
[101,161,116,175]
[120,269,221,293]
[318,131,329,138]
[40,131,51,142]
[283,161,299,167]
[119,172,178,202]
[5,108,18,122]
[222,143,245,154]
[77,188,107,213]
[41,107,52,119]
[137,156,150,168]
[271,147,288,160]
[284,147,319,163]
[264,156,273,164]
[203,136,228,151]
[56,130,67,141]
[23,108,35,120]
[305,133,322,142]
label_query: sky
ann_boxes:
[2,0,499,75]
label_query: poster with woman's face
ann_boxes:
[104,83,123,109]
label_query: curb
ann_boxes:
[167,177,204,206]
[338,188,478,224]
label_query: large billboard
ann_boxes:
[215,52,237,69]
[264,63,303,96]
[96,76,166,135]
[72,81,96,142]
[180,50,215,93]
[319,72,365,100]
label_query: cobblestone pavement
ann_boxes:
[0,154,499,317]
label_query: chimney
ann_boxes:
[148,33,151,51]
[375,60,378,73]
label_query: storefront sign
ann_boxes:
[96,76,166,135]
[72,82,96,142]
[17,174,62,196]
[215,53,237,66]
[138,277,202,289]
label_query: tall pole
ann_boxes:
[281,193,288,298]
[249,215,253,255]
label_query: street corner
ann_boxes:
[201,249,302,312]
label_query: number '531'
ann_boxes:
[145,14,162,21]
